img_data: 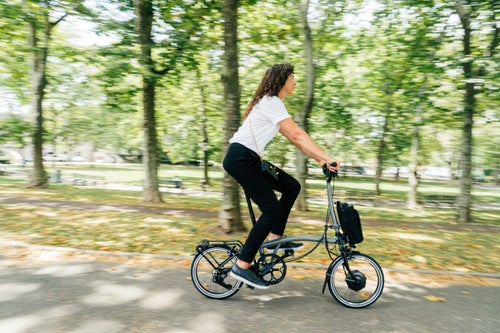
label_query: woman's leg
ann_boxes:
[270,168,301,237]
[223,144,279,264]
[238,178,283,263]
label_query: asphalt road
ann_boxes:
[0,246,498,333]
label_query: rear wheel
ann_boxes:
[326,252,384,308]
[191,246,242,299]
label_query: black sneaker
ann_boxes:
[266,241,304,251]
[230,264,269,289]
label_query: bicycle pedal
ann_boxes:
[246,284,255,290]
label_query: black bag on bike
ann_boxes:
[261,159,279,183]
[336,201,363,246]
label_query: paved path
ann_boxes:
[0,243,499,333]
[1,189,499,332]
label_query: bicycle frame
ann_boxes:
[195,166,346,258]
[246,165,348,263]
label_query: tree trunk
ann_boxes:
[374,110,390,195]
[27,6,50,188]
[196,67,210,187]
[455,1,474,223]
[219,0,245,233]
[134,0,162,202]
[295,0,315,212]
[407,103,422,209]
[141,78,161,202]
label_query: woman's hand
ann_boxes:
[321,158,340,172]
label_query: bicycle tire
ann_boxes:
[190,246,243,299]
[326,252,384,308]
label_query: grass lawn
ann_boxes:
[0,164,499,274]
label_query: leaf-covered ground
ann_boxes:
[1,174,498,274]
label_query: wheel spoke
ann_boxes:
[191,246,242,299]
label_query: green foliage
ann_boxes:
[0,114,32,147]
[0,0,498,178]
[0,1,31,103]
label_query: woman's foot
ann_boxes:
[230,264,269,289]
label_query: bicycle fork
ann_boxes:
[321,247,356,294]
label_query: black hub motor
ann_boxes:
[345,269,366,291]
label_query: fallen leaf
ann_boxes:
[424,295,446,302]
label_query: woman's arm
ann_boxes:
[279,118,340,170]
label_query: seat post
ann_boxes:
[244,190,257,226]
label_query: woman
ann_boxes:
[223,63,340,289]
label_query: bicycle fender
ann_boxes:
[322,251,362,294]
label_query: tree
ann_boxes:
[196,66,211,186]
[361,9,412,195]
[453,0,498,222]
[134,0,162,202]
[395,2,447,209]
[24,0,75,187]
[90,0,220,201]
[294,0,315,211]
[218,0,245,233]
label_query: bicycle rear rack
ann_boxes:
[196,239,243,254]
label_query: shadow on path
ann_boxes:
[0,248,499,333]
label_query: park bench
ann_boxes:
[419,194,456,207]
[0,167,28,178]
[159,177,183,189]
[72,173,106,186]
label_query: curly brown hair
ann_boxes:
[243,63,294,119]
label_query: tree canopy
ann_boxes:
[0,0,498,223]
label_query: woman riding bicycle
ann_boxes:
[223,63,340,289]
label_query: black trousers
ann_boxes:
[223,143,301,263]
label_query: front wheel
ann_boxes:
[326,252,384,308]
[191,246,243,299]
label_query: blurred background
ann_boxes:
[0,1,498,224]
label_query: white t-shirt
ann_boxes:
[229,96,291,156]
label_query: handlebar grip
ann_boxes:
[322,162,337,171]
[322,162,338,178]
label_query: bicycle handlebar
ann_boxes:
[322,162,338,181]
